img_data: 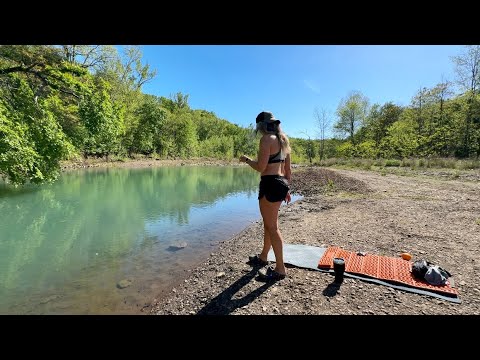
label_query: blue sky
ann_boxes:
[138,45,465,139]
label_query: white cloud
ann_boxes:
[304,79,320,94]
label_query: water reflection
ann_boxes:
[0,166,290,314]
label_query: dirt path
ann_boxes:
[149,167,480,315]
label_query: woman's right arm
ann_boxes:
[240,136,270,173]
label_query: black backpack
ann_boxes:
[411,259,429,279]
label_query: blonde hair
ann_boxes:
[256,121,291,154]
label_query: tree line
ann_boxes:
[0,45,257,186]
[301,46,480,164]
[1,45,479,186]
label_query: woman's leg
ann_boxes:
[258,206,271,262]
[259,196,286,275]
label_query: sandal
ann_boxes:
[257,266,286,282]
[247,254,268,267]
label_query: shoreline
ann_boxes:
[60,157,243,171]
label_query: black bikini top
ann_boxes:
[268,137,285,163]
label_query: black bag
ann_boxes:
[424,265,451,285]
[412,259,453,285]
[411,259,429,279]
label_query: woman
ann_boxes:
[239,111,292,281]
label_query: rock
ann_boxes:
[167,241,188,251]
[39,295,60,304]
[216,272,226,278]
[117,279,132,289]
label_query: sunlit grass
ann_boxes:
[313,157,480,172]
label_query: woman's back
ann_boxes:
[260,134,288,177]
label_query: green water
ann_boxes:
[0,165,297,314]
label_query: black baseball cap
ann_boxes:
[256,111,281,124]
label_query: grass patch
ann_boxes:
[337,192,367,199]
[323,179,337,194]
[321,157,480,170]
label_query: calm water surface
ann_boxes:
[0,166,299,314]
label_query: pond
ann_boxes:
[0,166,299,314]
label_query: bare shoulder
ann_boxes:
[260,134,277,145]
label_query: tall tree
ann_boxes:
[95,46,157,155]
[411,86,428,136]
[78,79,123,159]
[334,90,369,145]
[300,131,315,164]
[367,102,403,148]
[130,95,167,155]
[313,107,330,161]
[425,80,455,156]
[61,45,117,71]
[452,45,480,157]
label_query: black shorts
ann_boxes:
[258,175,289,203]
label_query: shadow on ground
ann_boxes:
[197,266,275,315]
[322,282,342,297]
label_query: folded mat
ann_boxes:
[267,244,460,303]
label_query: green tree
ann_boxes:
[300,131,315,164]
[452,45,480,157]
[95,46,156,155]
[129,95,167,155]
[79,79,124,158]
[363,102,403,156]
[0,76,73,185]
[380,114,418,158]
[158,110,198,158]
[334,91,370,145]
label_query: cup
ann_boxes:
[333,257,345,283]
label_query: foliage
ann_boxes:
[0,77,73,185]
[157,110,198,158]
[379,117,419,158]
[198,136,235,159]
[125,95,166,155]
[79,79,124,158]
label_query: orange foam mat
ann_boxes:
[318,246,458,296]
